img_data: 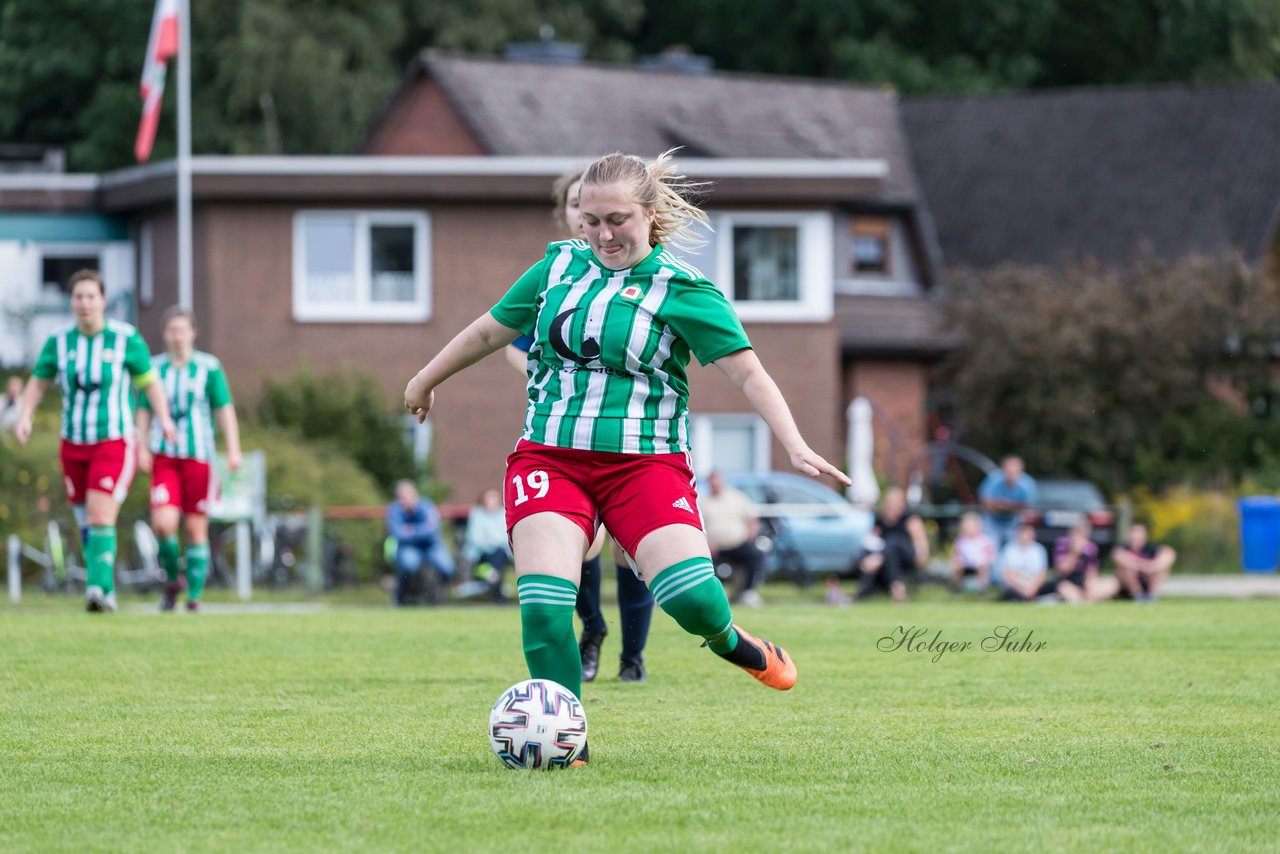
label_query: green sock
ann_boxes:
[517,575,582,699]
[185,543,210,601]
[650,558,737,653]
[86,526,117,594]
[158,535,181,582]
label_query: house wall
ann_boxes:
[188,202,844,501]
[843,359,929,487]
[362,78,487,156]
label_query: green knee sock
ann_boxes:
[86,526,117,594]
[517,575,582,699]
[158,535,181,582]
[185,543,210,601]
[650,558,738,653]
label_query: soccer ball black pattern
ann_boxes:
[488,678,587,770]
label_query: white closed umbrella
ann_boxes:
[846,396,880,506]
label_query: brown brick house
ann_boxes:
[1,52,952,501]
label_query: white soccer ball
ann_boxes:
[488,678,587,770]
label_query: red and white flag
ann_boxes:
[134,0,180,162]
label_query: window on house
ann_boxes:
[679,212,832,322]
[42,254,101,293]
[690,413,771,476]
[850,217,891,276]
[293,211,430,322]
[732,226,799,301]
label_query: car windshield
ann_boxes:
[1036,481,1105,509]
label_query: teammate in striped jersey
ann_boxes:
[136,306,242,612]
[13,269,177,612]
[407,151,850,756]
[506,165,657,686]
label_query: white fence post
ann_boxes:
[235,520,251,601]
[8,534,21,603]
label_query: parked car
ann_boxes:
[1020,478,1115,554]
[713,471,874,584]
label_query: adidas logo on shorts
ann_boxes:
[672,497,693,513]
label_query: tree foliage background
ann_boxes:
[940,256,1280,493]
[3,0,1280,171]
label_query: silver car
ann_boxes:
[712,471,875,583]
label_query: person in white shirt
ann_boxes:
[997,522,1054,602]
[950,511,996,593]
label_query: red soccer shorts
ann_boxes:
[150,454,218,515]
[60,438,136,505]
[504,439,704,559]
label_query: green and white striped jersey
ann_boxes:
[32,320,156,444]
[491,240,751,454]
[137,351,232,461]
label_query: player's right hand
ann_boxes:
[14,416,32,445]
[137,446,153,473]
[404,375,435,423]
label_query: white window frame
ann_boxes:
[292,210,431,323]
[709,211,833,322]
[690,413,772,477]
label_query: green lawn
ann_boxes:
[1,594,1277,853]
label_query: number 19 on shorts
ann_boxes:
[512,470,550,505]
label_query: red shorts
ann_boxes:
[503,440,703,558]
[60,438,136,505]
[150,454,218,515]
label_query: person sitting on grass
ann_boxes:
[386,480,455,606]
[996,522,1055,602]
[1053,521,1119,603]
[1112,522,1176,602]
[462,487,513,602]
[950,511,996,594]
[855,487,929,604]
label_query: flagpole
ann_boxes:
[176,0,192,311]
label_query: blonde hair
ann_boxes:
[580,149,710,251]
[551,165,586,238]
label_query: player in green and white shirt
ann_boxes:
[14,269,177,612]
[136,306,242,612]
[405,152,850,760]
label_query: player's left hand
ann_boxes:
[788,447,853,487]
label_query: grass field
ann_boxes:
[1,592,1277,853]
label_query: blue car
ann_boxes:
[711,472,875,583]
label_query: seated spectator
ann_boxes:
[386,479,455,606]
[855,487,928,603]
[950,511,996,594]
[702,471,767,607]
[462,487,512,601]
[1112,522,1176,602]
[996,522,1055,602]
[1053,521,1119,603]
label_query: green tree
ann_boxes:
[938,254,1280,492]
[256,365,415,494]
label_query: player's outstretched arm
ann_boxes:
[13,377,49,445]
[215,404,242,471]
[405,313,522,422]
[714,348,852,486]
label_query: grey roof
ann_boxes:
[378,51,922,202]
[834,294,957,356]
[902,84,1280,268]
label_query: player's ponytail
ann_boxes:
[581,149,711,251]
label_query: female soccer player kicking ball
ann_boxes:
[14,270,177,612]
[136,306,242,612]
[406,151,850,762]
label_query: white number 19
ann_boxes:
[512,470,550,505]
